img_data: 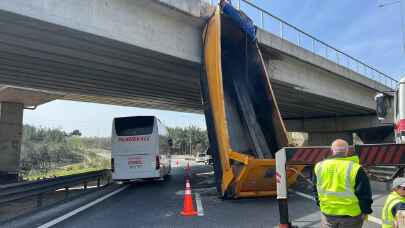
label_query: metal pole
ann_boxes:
[189,134,192,157]
[312,39,315,52]
[401,0,405,52]
[261,11,264,28]
[280,22,284,39]
[336,51,339,64]
[276,149,293,228]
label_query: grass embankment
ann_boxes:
[26,165,101,180]
[24,147,111,181]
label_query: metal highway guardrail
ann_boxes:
[0,169,110,207]
[207,0,398,89]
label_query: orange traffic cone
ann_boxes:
[180,179,197,216]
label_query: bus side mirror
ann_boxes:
[168,138,173,147]
[375,93,387,120]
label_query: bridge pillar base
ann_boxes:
[306,132,353,146]
[0,102,24,184]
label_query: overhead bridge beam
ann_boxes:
[285,115,389,133]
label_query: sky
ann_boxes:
[23,0,405,137]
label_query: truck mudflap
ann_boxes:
[201,4,302,198]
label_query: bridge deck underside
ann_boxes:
[0,10,374,118]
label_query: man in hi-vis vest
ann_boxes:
[382,177,405,228]
[312,139,373,228]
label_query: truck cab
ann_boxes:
[376,77,405,143]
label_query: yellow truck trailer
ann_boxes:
[201,3,304,199]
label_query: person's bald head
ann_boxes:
[331,139,349,156]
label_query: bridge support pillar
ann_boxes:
[0,102,23,184]
[306,132,353,146]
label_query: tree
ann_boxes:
[167,126,208,155]
[70,129,82,137]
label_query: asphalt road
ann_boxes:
[48,160,389,228]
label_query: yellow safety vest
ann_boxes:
[382,191,405,228]
[315,158,362,216]
[346,155,360,164]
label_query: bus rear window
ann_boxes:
[114,116,154,136]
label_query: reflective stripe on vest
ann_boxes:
[382,191,405,228]
[315,158,361,216]
[316,160,355,197]
[346,155,360,164]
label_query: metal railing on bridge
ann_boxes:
[207,0,398,90]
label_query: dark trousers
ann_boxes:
[320,213,364,228]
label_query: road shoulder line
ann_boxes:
[195,193,204,216]
[37,185,129,228]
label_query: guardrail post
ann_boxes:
[37,193,43,208]
[97,178,101,188]
[84,181,87,191]
[107,173,112,185]
[65,187,69,199]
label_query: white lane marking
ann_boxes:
[195,193,204,216]
[37,185,129,228]
[367,215,382,225]
[289,190,383,225]
[289,190,314,201]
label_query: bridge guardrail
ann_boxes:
[207,0,398,90]
[0,169,110,207]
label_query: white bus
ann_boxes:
[111,116,172,181]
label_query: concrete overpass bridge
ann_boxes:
[0,0,397,182]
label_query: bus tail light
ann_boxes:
[111,158,115,172]
[156,156,160,170]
